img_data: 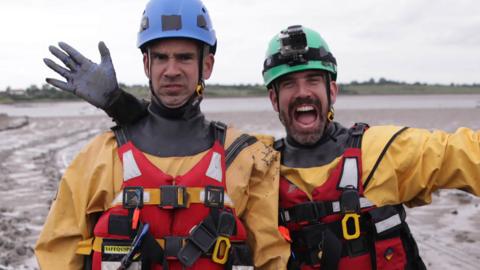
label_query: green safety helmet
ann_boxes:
[262,25,337,87]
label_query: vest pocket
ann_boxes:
[374,237,406,270]
[92,239,143,270]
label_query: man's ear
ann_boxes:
[330,80,339,105]
[143,53,150,78]
[202,53,215,80]
[268,88,279,112]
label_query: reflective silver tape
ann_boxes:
[122,150,141,181]
[375,214,402,234]
[206,151,223,182]
[338,157,359,189]
[332,201,340,213]
[282,210,291,222]
[360,197,374,208]
[332,197,374,214]
[101,261,141,270]
[232,266,254,270]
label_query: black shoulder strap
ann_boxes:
[111,125,129,147]
[363,126,409,188]
[273,138,285,151]
[347,122,369,148]
[211,121,227,146]
[225,134,258,168]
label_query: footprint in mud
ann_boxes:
[0,211,35,267]
[455,231,476,243]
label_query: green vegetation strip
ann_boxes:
[2,81,480,104]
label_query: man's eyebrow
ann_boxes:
[174,52,195,57]
[305,72,325,78]
[150,52,195,56]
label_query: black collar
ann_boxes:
[280,122,350,168]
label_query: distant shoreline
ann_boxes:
[2,82,480,104]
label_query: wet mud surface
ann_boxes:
[1,108,480,269]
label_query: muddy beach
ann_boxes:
[1,98,480,269]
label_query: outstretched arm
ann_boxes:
[44,41,148,124]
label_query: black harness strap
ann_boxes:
[211,121,227,146]
[273,138,285,151]
[347,122,369,149]
[225,134,258,168]
[111,125,129,147]
[363,126,409,189]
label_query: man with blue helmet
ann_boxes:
[35,0,290,269]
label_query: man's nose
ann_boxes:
[296,81,313,97]
[164,59,181,77]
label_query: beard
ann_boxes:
[278,96,326,146]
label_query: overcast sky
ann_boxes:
[1,0,479,90]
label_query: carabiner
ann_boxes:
[341,213,361,240]
[211,236,231,264]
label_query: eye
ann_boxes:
[307,75,323,85]
[280,80,295,89]
[152,53,167,61]
[177,53,194,61]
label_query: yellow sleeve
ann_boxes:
[225,130,289,270]
[363,126,480,207]
[35,132,122,269]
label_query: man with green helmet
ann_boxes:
[43,19,480,270]
[35,0,290,269]
[262,25,480,270]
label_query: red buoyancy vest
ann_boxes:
[91,136,248,270]
[278,124,422,270]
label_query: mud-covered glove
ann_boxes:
[44,41,119,109]
[44,41,148,124]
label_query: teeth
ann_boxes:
[296,105,314,112]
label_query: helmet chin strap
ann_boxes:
[147,47,161,103]
[321,73,334,139]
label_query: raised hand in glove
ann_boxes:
[44,41,119,109]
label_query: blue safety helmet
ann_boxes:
[137,0,217,54]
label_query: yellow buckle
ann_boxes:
[211,236,231,264]
[341,213,361,240]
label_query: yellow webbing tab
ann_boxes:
[76,237,94,255]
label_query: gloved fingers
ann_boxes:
[46,78,76,93]
[98,41,113,65]
[43,58,72,80]
[58,41,89,65]
[49,45,78,71]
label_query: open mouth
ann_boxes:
[293,104,318,127]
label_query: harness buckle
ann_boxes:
[341,213,361,240]
[204,186,224,208]
[159,185,188,209]
[164,236,184,259]
[217,211,236,236]
[123,186,144,209]
[177,222,217,266]
[212,236,231,264]
[340,186,360,214]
